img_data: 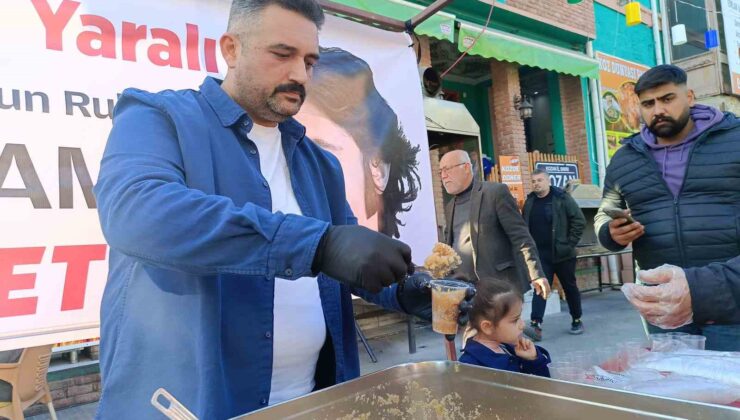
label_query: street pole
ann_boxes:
[587,40,621,284]
[586,41,607,186]
[659,0,672,64]
[651,0,664,65]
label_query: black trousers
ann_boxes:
[530,257,582,323]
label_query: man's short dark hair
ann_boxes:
[228,0,325,32]
[634,65,688,95]
[532,169,549,177]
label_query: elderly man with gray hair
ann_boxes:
[439,150,548,298]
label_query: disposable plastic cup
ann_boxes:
[596,348,617,370]
[679,334,706,350]
[663,332,690,351]
[430,280,469,334]
[548,361,576,371]
[649,333,670,351]
[564,350,594,369]
[550,366,585,382]
[618,340,646,369]
[560,354,580,367]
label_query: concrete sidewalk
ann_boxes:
[27,289,643,419]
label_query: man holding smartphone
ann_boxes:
[594,65,740,351]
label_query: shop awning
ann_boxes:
[423,97,480,137]
[327,0,456,42]
[458,23,600,79]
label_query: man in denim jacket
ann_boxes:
[93,1,437,418]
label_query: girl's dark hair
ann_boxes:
[468,280,524,330]
[307,47,421,238]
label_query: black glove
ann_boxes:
[456,289,475,326]
[397,272,476,324]
[449,274,476,326]
[397,271,433,321]
[312,225,414,293]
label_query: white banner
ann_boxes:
[721,0,740,95]
[0,0,435,350]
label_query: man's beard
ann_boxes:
[236,77,306,123]
[265,82,306,120]
[647,109,691,138]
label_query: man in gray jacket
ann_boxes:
[440,150,548,297]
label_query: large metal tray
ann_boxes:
[237,361,740,419]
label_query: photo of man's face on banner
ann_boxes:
[296,47,421,239]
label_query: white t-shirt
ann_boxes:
[248,123,326,405]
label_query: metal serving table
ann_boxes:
[237,361,740,419]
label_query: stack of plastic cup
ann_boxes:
[679,334,706,350]
[595,347,617,371]
[549,365,585,382]
[666,332,689,340]
[562,350,594,370]
[548,361,575,373]
[618,340,647,369]
[649,333,670,352]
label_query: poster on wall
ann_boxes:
[720,0,740,95]
[499,155,525,208]
[595,52,649,158]
[0,0,435,350]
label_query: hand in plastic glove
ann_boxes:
[621,264,693,329]
[531,277,550,299]
[514,336,537,361]
[396,271,475,324]
[312,225,414,293]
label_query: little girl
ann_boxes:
[459,279,551,377]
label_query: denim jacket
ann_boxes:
[93,77,402,419]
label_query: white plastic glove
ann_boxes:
[621,264,693,329]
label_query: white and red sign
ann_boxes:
[720,0,740,95]
[0,1,435,350]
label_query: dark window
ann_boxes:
[668,0,710,60]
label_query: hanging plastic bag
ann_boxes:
[623,375,740,405]
[633,351,740,388]
[592,366,740,405]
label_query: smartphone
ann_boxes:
[603,207,636,224]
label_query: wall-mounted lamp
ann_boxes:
[514,95,534,120]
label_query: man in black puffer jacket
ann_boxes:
[595,65,740,351]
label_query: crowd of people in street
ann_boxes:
[90,0,740,417]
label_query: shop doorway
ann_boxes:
[519,67,554,153]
